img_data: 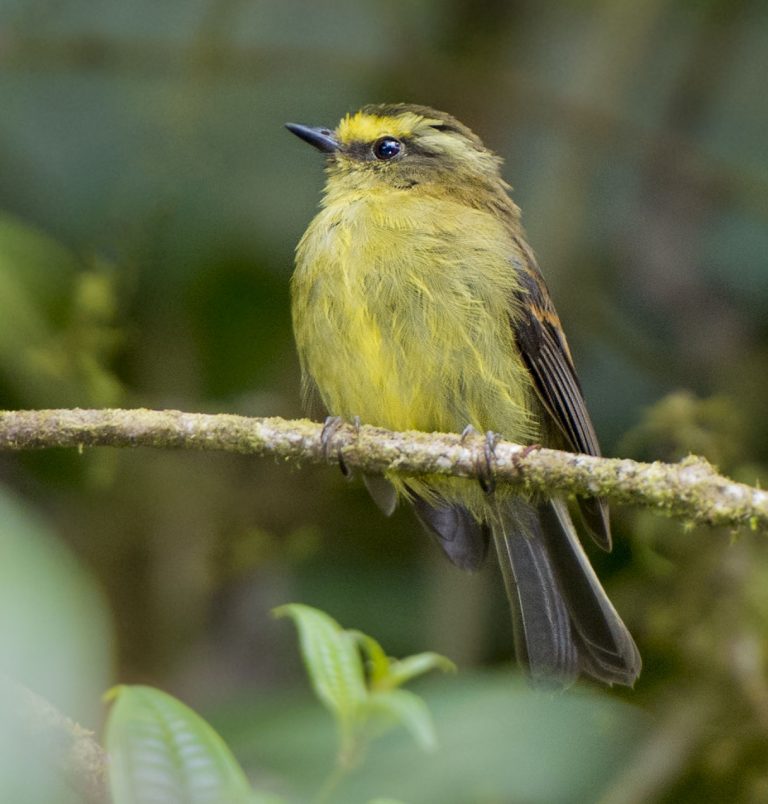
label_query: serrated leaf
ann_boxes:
[385,652,456,690]
[106,685,255,804]
[365,689,437,752]
[274,604,367,725]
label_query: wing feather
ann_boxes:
[511,239,611,550]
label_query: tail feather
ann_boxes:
[577,496,612,552]
[408,491,641,687]
[493,502,579,685]
[544,499,641,685]
[493,498,640,687]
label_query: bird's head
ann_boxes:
[286,104,510,202]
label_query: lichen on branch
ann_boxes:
[0,408,765,530]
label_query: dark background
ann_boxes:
[1,1,767,801]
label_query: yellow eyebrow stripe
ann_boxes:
[336,111,440,145]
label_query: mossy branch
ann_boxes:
[0,676,110,803]
[0,407,764,530]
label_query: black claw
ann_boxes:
[478,431,498,495]
[320,415,356,479]
[338,454,352,478]
[320,415,343,460]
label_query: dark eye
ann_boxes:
[373,136,402,160]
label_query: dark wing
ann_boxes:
[510,236,612,551]
[413,497,490,571]
[363,476,491,572]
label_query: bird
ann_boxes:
[286,103,641,687]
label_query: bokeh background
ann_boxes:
[1,1,767,801]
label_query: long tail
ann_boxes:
[492,498,641,687]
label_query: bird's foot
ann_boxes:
[478,431,498,495]
[321,415,350,478]
[320,415,361,478]
[461,425,498,494]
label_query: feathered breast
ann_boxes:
[291,189,539,443]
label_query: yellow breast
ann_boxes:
[291,188,539,444]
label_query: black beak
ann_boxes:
[285,123,340,153]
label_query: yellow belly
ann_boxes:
[291,191,539,445]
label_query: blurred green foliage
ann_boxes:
[0,0,767,800]
[0,486,111,803]
[0,215,123,408]
[106,685,260,804]
[275,603,454,772]
[216,672,646,803]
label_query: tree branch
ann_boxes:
[0,408,764,530]
[0,676,110,804]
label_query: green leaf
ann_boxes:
[274,604,367,725]
[381,653,456,690]
[349,633,454,692]
[365,689,437,752]
[218,673,647,803]
[349,629,391,687]
[106,685,255,804]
